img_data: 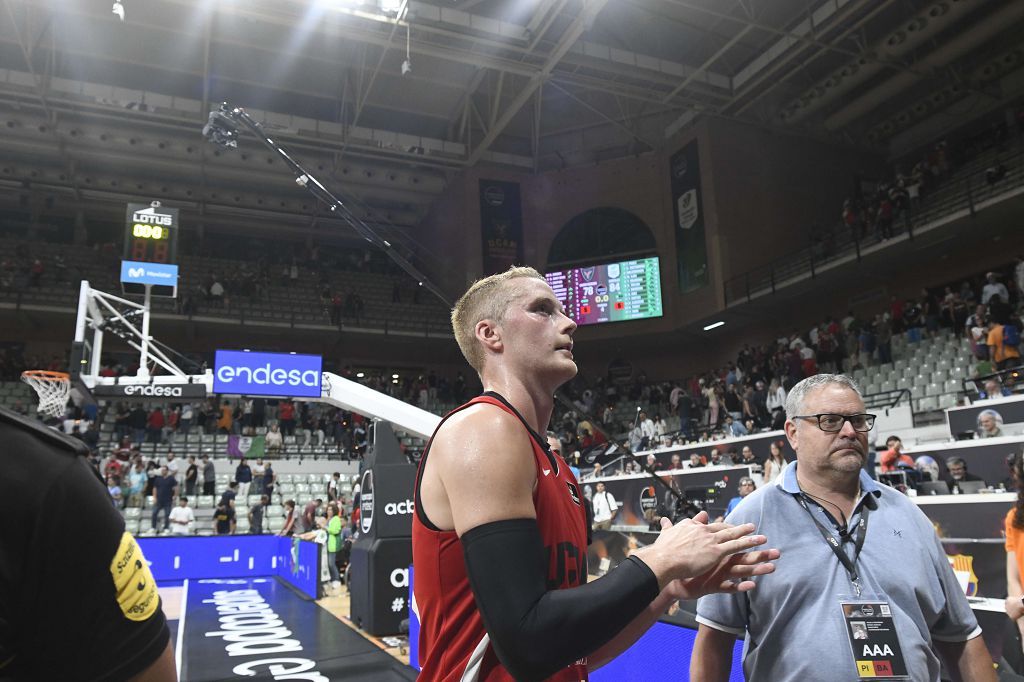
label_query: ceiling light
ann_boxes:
[356,372,365,378]
[703,321,725,331]
[392,373,399,379]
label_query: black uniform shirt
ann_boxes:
[0,408,169,680]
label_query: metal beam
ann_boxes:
[451,0,490,11]
[4,0,727,127]
[548,81,655,150]
[446,67,488,139]
[727,0,898,116]
[459,98,471,145]
[540,102,680,139]
[2,0,82,203]
[489,71,506,132]
[351,0,408,129]
[0,84,477,172]
[525,0,560,40]
[532,86,542,173]
[467,0,611,165]
[662,25,752,103]
[470,98,489,135]
[661,0,872,62]
[661,0,877,133]
[527,0,568,53]
[552,72,701,108]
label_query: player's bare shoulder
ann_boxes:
[429,401,538,534]
[430,401,533,475]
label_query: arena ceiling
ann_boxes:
[1,0,1023,249]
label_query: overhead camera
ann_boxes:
[401,59,412,76]
[111,1,125,21]
[202,107,240,149]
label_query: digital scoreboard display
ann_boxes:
[124,202,178,265]
[122,202,179,297]
[545,257,663,326]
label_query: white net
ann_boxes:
[21,371,71,419]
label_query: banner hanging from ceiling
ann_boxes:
[670,141,709,293]
[479,180,524,276]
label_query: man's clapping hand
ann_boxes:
[633,511,779,597]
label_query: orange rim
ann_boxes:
[20,370,70,381]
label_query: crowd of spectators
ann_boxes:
[839,141,951,245]
[104,397,378,458]
[836,114,1021,250]
[85,429,364,588]
[9,259,1023,479]
[550,260,1024,464]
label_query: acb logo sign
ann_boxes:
[390,568,409,589]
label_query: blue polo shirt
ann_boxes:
[696,461,980,681]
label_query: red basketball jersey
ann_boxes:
[412,392,589,682]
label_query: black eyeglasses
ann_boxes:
[791,413,877,432]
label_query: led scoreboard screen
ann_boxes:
[124,203,178,265]
[122,202,179,297]
[545,257,663,326]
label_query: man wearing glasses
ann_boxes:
[691,373,995,682]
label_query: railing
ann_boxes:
[862,387,912,411]
[723,137,1024,306]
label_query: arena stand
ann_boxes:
[724,122,1024,306]
[0,237,451,336]
[6,2,1024,677]
[560,283,1017,467]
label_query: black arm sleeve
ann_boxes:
[462,518,660,682]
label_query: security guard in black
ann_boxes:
[0,407,173,680]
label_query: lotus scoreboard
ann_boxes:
[122,202,179,297]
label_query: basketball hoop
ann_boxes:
[20,370,71,419]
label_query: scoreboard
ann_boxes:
[545,256,663,326]
[122,202,179,297]
[124,203,178,265]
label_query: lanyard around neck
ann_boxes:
[796,493,870,597]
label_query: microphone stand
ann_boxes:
[202,103,452,308]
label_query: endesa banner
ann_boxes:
[213,350,323,398]
[91,382,207,401]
